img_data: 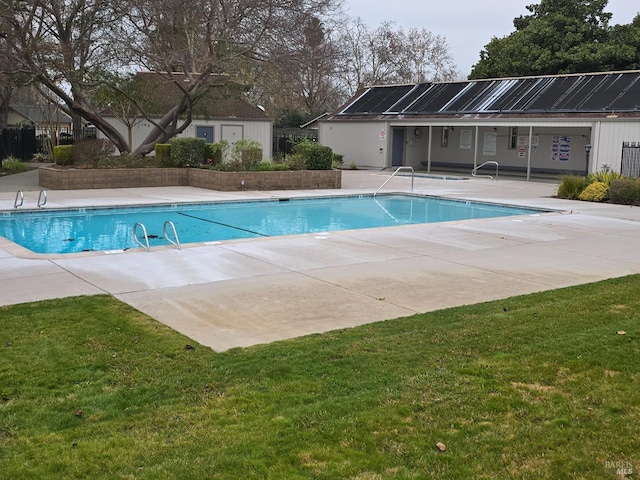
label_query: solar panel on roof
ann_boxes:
[579,74,637,110]
[489,78,539,111]
[335,71,640,117]
[524,76,584,111]
[406,83,467,113]
[341,85,414,114]
[608,75,640,111]
[391,83,433,112]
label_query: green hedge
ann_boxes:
[170,138,206,167]
[610,178,640,205]
[204,141,227,166]
[53,145,75,166]
[292,139,333,170]
[155,144,172,167]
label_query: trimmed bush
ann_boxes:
[155,144,172,167]
[204,140,228,167]
[557,175,588,199]
[53,145,75,166]
[170,137,206,167]
[293,139,333,170]
[610,179,640,205]
[578,181,609,202]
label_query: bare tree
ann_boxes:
[1,0,343,156]
[339,19,459,94]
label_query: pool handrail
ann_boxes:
[163,221,181,250]
[133,222,150,252]
[374,166,415,197]
[14,190,24,209]
[472,161,499,180]
[37,190,47,207]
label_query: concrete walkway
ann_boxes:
[2,169,640,351]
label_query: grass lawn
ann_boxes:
[1,275,639,479]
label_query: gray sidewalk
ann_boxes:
[2,169,639,351]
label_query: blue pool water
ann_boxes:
[0,195,546,254]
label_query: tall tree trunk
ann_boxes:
[0,83,12,130]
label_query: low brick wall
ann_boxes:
[39,167,341,191]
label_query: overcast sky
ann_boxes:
[344,0,640,77]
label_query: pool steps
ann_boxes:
[134,221,182,253]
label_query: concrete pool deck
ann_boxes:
[2,168,640,351]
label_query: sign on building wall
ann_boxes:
[483,132,497,156]
[379,129,386,141]
[460,129,473,149]
[551,135,571,162]
[517,135,529,159]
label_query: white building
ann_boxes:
[319,70,640,178]
[100,72,273,158]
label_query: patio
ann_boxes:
[2,169,640,351]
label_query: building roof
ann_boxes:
[10,104,72,124]
[133,72,271,120]
[333,70,640,120]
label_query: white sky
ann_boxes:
[344,0,640,77]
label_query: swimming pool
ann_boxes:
[0,194,547,254]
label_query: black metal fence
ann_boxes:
[272,128,318,158]
[621,142,640,178]
[0,127,37,161]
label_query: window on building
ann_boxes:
[508,127,518,149]
[441,127,449,147]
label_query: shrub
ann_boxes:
[96,155,152,169]
[170,137,206,167]
[155,143,173,167]
[578,181,609,202]
[332,153,344,169]
[230,139,263,170]
[53,145,75,166]
[587,170,626,187]
[204,141,228,167]
[250,160,291,171]
[31,152,51,163]
[284,153,307,171]
[349,162,359,170]
[610,179,640,205]
[73,138,114,167]
[2,156,29,174]
[293,138,333,170]
[557,175,588,199]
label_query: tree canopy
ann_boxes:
[0,0,458,152]
[470,0,640,79]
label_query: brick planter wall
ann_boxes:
[39,167,341,191]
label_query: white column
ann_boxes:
[526,126,533,181]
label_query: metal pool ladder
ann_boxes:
[163,221,181,250]
[14,190,23,208]
[374,166,415,197]
[133,221,182,252]
[472,161,499,180]
[37,190,47,207]
[13,189,47,208]
[133,222,150,252]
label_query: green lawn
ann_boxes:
[1,276,639,479]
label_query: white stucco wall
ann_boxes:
[592,120,640,172]
[321,118,640,175]
[100,117,273,159]
[319,121,388,168]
